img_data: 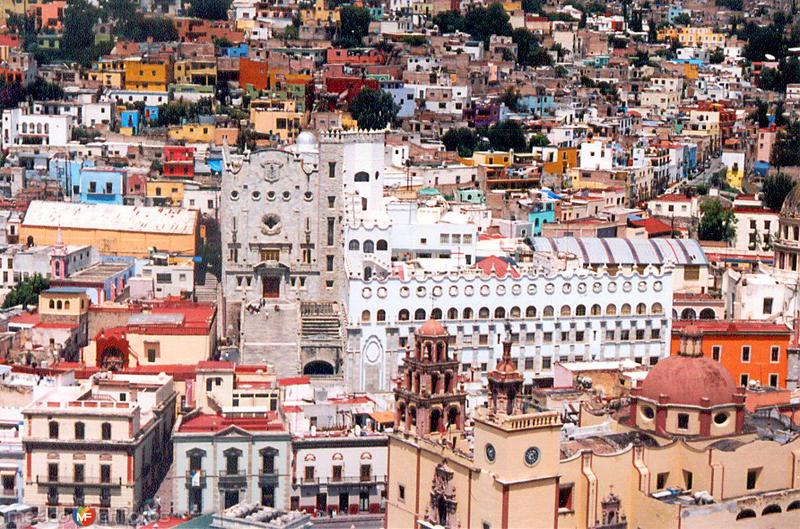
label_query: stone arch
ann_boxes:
[606,304,617,316]
[463,307,473,319]
[576,304,586,316]
[430,407,443,433]
[303,360,335,375]
[526,306,537,318]
[681,308,697,320]
[479,307,490,318]
[376,240,388,251]
[415,308,427,321]
[399,309,409,321]
[560,305,571,317]
[621,303,631,315]
[447,308,458,319]
[510,306,521,318]
[361,310,370,323]
[543,306,554,318]
[787,500,800,511]
[636,303,646,315]
[431,308,442,320]
[494,307,506,319]
[699,308,716,319]
[736,509,756,520]
[363,240,375,253]
[377,309,386,322]
[652,303,663,315]
[446,405,460,428]
[591,304,601,315]
[348,239,360,251]
[762,505,781,515]
[354,171,369,182]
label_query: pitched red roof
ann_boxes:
[278,375,311,386]
[630,217,673,236]
[672,320,791,335]
[178,412,285,433]
[475,255,520,278]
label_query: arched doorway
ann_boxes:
[680,308,697,320]
[699,308,716,319]
[430,408,443,433]
[302,360,335,375]
[447,406,459,428]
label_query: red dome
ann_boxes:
[638,355,738,407]
[416,318,447,337]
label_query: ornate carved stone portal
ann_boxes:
[425,462,458,528]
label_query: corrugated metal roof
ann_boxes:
[530,237,708,266]
[22,201,196,235]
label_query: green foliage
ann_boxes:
[512,28,551,67]
[695,183,709,196]
[156,98,214,127]
[3,274,49,309]
[758,57,800,92]
[62,0,100,60]
[529,134,550,148]
[432,10,463,34]
[673,13,691,26]
[465,3,511,46]
[487,120,527,152]
[521,0,543,13]
[115,14,178,42]
[772,121,800,167]
[751,99,770,128]
[699,199,736,242]
[709,48,725,64]
[739,20,786,62]
[27,78,64,101]
[762,173,796,211]
[499,88,520,112]
[72,127,102,142]
[631,50,652,68]
[349,88,398,130]
[188,0,231,20]
[715,0,743,10]
[442,127,478,157]
[338,6,371,48]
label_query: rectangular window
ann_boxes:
[398,484,405,501]
[156,273,171,284]
[763,298,773,314]
[741,346,751,363]
[327,217,335,246]
[740,373,749,386]
[48,463,58,482]
[304,466,315,482]
[100,465,111,483]
[326,255,334,271]
[542,357,552,369]
[769,373,779,387]
[651,328,660,340]
[635,329,645,340]
[74,464,84,483]
[558,484,574,511]
[712,345,721,361]
[524,358,534,370]
[683,265,700,281]
[328,161,336,179]
[747,468,760,490]
[147,348,157,362]
[656,472,668,490]
[677,413,689,430]
[683,470,693,490]
[771,346,780,363]
[327,196,335,208]
[332,465,343,482]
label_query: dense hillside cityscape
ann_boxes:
[0,0,800,528]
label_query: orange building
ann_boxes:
[671,320,792,389]
[239,57,268,91]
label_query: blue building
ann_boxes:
[527,190,560,236]
[225,43,249,58]
[518,93,555,116]
[78,167,126,204]
[144,105,159,124]
[120,110,141,134]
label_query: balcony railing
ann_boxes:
[185,470,207,488]
[218,469,247,489]
[295,475,387,486]
[36,476,123,488]
[258,472,279,487]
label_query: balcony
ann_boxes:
[258,471,279,487]
[36,476,123,488]
[185,470,207,489]
[218,469,247,490]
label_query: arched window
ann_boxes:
[699,308,716,319]
[414,308,426,321]
[543,306,554,318]
[762,505,781,515]
[651,303,663,315]
[479,307,490,318]
[787,500,800,511]
[447,308,458,320]
[560,305,571,317]
[621,303,631,315]
[361,310,370,323]
[399,309,409,321]
[526,306,536,318]
[736,510,756,520]
[463,307,473,319]
[377,309,385,322]
[606,304,617,316]
[576,304,586,316]
[49,299,55,309]
[591,304,601,316]
[681,308,697,320]
[510,306,521,318]
[348,240,360,251]
[56,300,62,309]
[636,303,646,315]
[376,240,388,251]
[64,300,70,310]
[431,308,442,320]
[363,240,374,253]
[354,171,369,182]
[494,307,505,319]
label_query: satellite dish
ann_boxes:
[765,54,776,61]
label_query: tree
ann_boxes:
[188,0,230,20]
[522,0,543,12]
[464,3,511,46]
[499,88,520,112]
[699,199,736,242]
[673,13,692,26]
[62,0,100,60]
[487,120,527,152]
[512,28,550,67]
[762,173,796,211]
[529,133,550,147]
[772,121,800,167]
[775,100,788,126]
[751,99,770,127]
[338,6,371,48]
[2,274,49,309]
[647,18,657,42]
[349,88,398,130]
[442,127,478,157]
[432,10,463,34]
[709,47,725,64]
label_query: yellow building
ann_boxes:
[84,58,125,88]
[123,58,172,91]
[299,0,339,24]
[147,179,185,206]
[0,0,27,26]
[659,26,725,49]
[173,58,217,86]
[167,123,216,143]
[472,151,512,167]
[20,201,198,258]
[386,323,800,529]
[249,101,305,142]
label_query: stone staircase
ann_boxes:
[240,301,301,377]
[194,272,218,304]
[300,302,343,341]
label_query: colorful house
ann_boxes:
[239,57,268,91]
[163,146,195,179]
[124,58,173,91]
[119,110,141,135]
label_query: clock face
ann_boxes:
[485,443,496,463]
[524,446,541,467]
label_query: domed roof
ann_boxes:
[295,131,317,152]
[416,318,447,337]
[638,355,738,407]
[780,184,800,218]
